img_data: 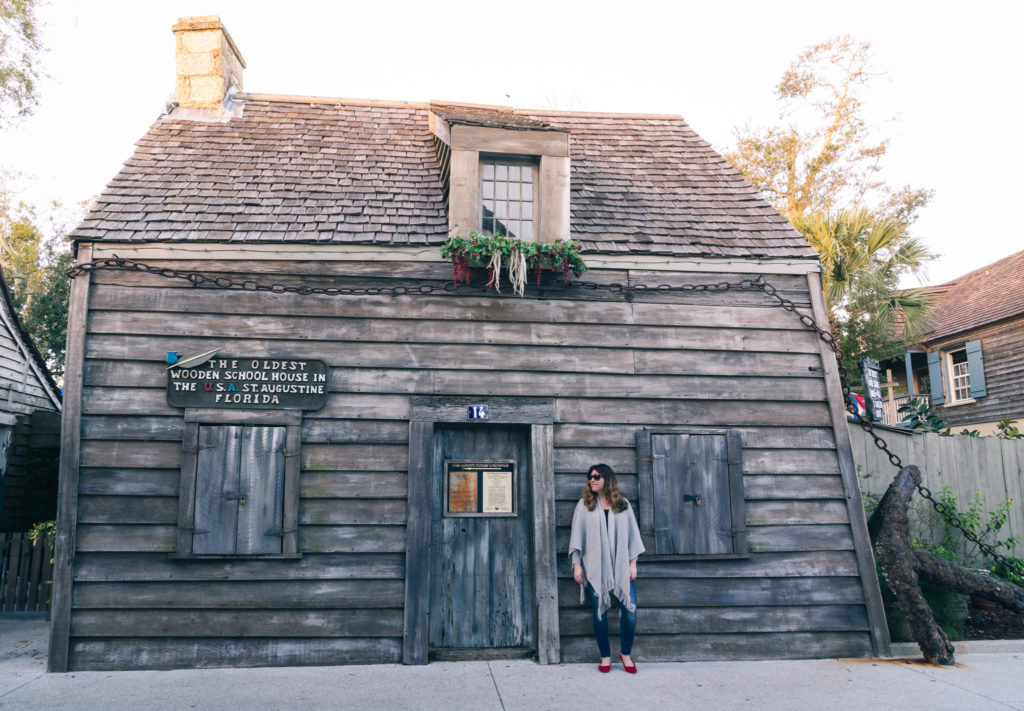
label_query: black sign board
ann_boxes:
[167,357,329,410]
[859,356,883,422]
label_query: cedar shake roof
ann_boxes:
[71,96,816,260]
[920,248,1024,343]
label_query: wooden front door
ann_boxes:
[429,425,534,656]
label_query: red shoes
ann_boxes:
[598,655,637,673]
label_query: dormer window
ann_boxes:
[430,111,569,242]
[480,158,536,239]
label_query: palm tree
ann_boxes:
[790,207,936,346]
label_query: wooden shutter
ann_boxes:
[192,425,286,555]
[650,433,745,555]
[236,426,286,555]
[192,426,242,555]
[927,351,945,405]
[966,340,987,398]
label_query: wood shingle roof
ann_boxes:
[71,96,815,260]
[920,248,1024,343]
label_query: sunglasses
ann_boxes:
[587,473,604,481]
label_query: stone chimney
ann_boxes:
[172,16,246,110]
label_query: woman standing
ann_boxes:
[568,463,645,673]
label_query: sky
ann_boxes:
[2,0,1022,286]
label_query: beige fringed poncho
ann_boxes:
[568,498,645,618]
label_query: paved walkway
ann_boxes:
[2,617,1022,710]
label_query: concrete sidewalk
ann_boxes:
[2,617,1022,710]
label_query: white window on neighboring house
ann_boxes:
[948,348,971,403]
[480,158,536,240]
[927,339,987,406]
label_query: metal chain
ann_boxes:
[735,273,1024,580]
[68,255,1024,579]
[67,255,459,297]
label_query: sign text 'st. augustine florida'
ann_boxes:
[166,357,329,410]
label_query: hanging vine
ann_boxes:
[440,233,587,296]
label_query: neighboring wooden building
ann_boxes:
[0,267,62,531]
[49,16,888,671]
[892,249,1024,435]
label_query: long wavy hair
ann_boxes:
[581,463,628,513]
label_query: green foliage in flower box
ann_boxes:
[441,232,587,293]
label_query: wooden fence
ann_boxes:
[0,532,53,613]
[851,425,1024,548]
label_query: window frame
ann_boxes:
[175,408,302,559]
[635,427,748,560]
[478,154,539,240]
[927,339,987,407]
[946,347,972,404]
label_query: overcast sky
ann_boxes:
[2,0,1021,286]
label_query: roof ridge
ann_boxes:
[521,108,686,120]
[233,92,685,120]
[236,92,430,109]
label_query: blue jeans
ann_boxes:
[586,581,637,657]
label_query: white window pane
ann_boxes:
[478,160,537,239]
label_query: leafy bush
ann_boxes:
[997,417,1022,440]
[991,557,1024,586]
[898,398,948,433]
[928,486,1018,569]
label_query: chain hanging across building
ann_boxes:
[67,254,1024,581]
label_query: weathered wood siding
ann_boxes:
[930,314,1024,428]
[0,298,61,529]
[1,411,61,530]
[0,319,56,416]
[64,257,876,669]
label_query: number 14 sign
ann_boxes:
[467,405,488,420]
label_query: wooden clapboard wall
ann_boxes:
[61,255,882,669]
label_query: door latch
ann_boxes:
[684,493,703,506]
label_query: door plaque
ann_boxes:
[444,460,516,517]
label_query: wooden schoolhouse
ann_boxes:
[49,16,889,670]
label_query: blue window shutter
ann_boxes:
[904,352,916,396]
[966,339,987,398]
[927,351,945,405]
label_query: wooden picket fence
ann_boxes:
[0,532,53,613]
[851,426,1024,545]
